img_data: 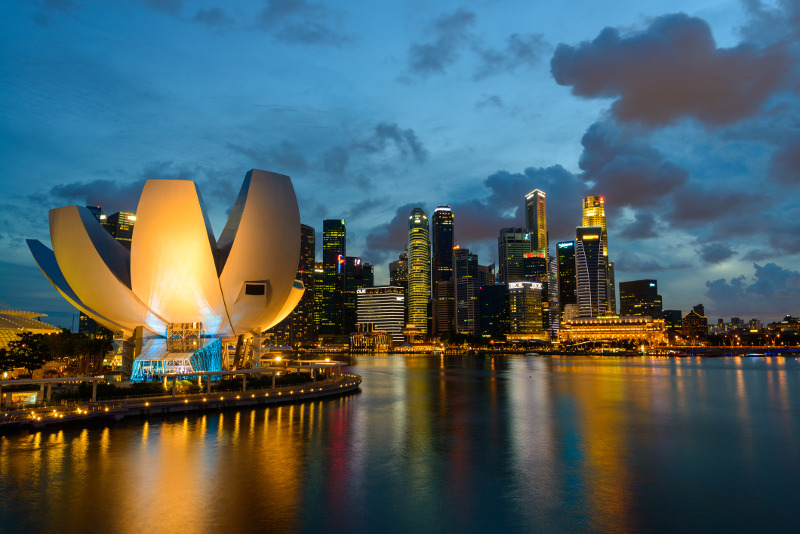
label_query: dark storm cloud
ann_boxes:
[258,0,351,47]
[365,202,423,262]
[406,8,476,77]
[551,13,791,127]
[616,250,690,272]
[579,121,689,210]
[618,212,659,240]
[473,33,549,80]
[742,206,800,259]
[705,262,800,318]
[698,242,736,264]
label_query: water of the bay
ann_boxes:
[2,355,799,533]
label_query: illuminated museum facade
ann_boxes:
[28,169,304,379]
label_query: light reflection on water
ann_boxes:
[2,355,800,533]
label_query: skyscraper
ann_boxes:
[523,251,549,334]
[343,256,372,334]
[557,241,577,321]
[498,228,531,284]
[356,286,406,343]
[292,224,316,344]
[321,219,346,335]
[407,208,431,334]
[582,197,607,256]
[619,279,663,318]
[479,284,508,337]
[105,211,136,249]
[582,196,615,313]
[575,226,606,317]
[431,206,455,336]
[507,281,545,340]
[389,251,408,290]
[454,247,479,335]
[525,189,548,256]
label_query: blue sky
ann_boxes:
[1,0,799,328]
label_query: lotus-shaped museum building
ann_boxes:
[27,169,304,379]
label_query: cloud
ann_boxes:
[406,8,476,78]
[616,250,690,272]
[33,0,79,25]
[451,165,585,247]
[473,33,549,80]
[769,133,800,186]
[321,122,428,179]
[618,212,659,240]
[705,262,800,318]
[579,121,689,210]
[664,185,770,227]
[44,179,146,214]
[403,10,547,81]
[192,7,234,28]
[551,13,791,127]
[139,0,182,15]
[228,140,309,174]
[739,0,800,45]
[258,0,351,46]
[697,242,736,264]
[475,95,504,109]
[365,202,422,262]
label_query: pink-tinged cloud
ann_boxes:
[551,13,791,127]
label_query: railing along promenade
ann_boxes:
[0,367,362,432]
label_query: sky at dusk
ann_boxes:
[1,0,799,328]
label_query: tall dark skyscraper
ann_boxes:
[407,208,431,334]
[291,224,316,343]
[557,241,577,321]
[582,196,616,313]
[454,247,479,335]
[619,279,663,318]
[431,206,455,336]
[479,284,508,337]
[267,223,317,346]
[575,226,606,317]
[321,219,346,335]
[498,228,531,284]
[343,256,372,334]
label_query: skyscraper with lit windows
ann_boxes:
[498,228,531,284]
[582,196,615,313]
[407,208,431,334]
[454,247,479,335]
[431,206,455,336]
[575,226,606,317]
[321,219,346,335]
[525,189,548,256]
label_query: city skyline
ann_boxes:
[2,0,799,326]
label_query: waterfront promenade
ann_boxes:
[0,371,362,432]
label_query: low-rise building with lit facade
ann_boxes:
[356,286,405,343]
[558,315,667,345]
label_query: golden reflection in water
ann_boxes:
[550,358,649,532]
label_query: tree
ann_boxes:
[7,332,49,376]
[0,347,16,374]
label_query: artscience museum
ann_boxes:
[27,169,304,381]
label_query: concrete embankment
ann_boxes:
[1,373,362,433]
